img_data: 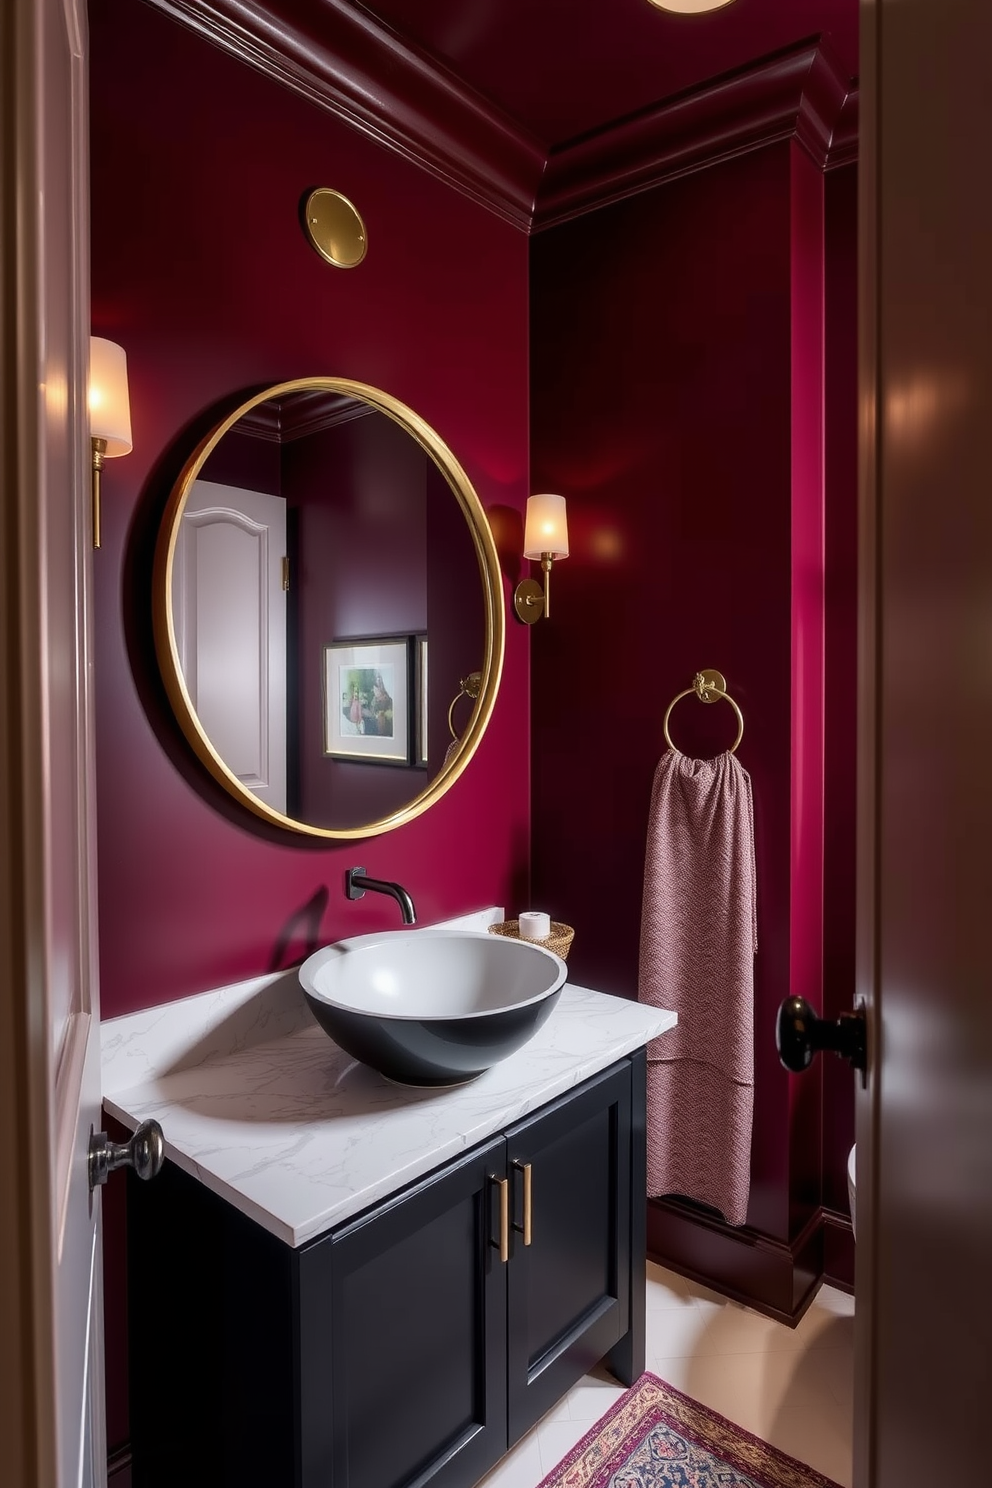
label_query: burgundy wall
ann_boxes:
[287,413,429,827]
[822,162,858,1281]
[530,144,795,1238]
[530,140,857,1291]
[201,427,282,495]
[425,463,489,777]
[787,142,826,1243]
[90,0,530,1453]
[90,0,531,1021]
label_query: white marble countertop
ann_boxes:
[102,914,676,1248]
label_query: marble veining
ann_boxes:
[101,906,502,1095]
[101,911,676,1248]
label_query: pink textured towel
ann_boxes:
[638,749,757,1228]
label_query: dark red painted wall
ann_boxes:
[786,142,826,1244]
[90,0,530,1451]
[288,413,429,828]
[530,144,795,1239]
[90,0,531,1022]
[425,463,489,777]
[530,142,857,1253]
[822,163,858,1248]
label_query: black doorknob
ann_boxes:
[776,996,867,1075]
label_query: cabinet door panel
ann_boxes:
[505,1063,631,1443]
[326,1137,507,1488]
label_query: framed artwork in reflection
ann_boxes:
[323,637,412,764]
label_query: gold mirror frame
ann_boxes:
[152,377,505,839]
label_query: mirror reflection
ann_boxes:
[155,380,502,837]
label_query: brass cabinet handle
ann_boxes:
[512,1160,532,1246]
[491,1175,509,1263]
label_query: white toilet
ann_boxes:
[847,1145,857,1240]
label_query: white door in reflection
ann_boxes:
[173,478,288,814]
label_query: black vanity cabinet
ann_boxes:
[128,1053,645,1488]
[324,1134,508,1488]
[503,1062,634,1444]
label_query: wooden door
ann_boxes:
[0,0,103,1484]
[504,1062,632,1445]
[329,1138,508,1488]
[856,0,992,1482]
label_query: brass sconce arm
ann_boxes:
[513,554,555,624]
[91,437,107,549]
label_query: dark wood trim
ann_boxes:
[140,3,856,235]
[237,389,374,443]
[822,1206,856,1292]
[141,0,544,231]
[648,1198,852,1325]
[107,1444,132,1485]
[824,88,859,173]
[233,400,281,443]
[793,37,854,170]
[535,38,856,231]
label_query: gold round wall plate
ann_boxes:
[697,669,727,701]
[303,188,367,268]
[513,578,544,625]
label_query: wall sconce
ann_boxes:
[513,493,569,624]
[89,336,133,549]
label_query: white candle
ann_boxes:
[518,910,552,941]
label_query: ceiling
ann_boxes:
[347,0,859,148]
[149,0,859,230]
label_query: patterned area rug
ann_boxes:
[538,1373,842,1488]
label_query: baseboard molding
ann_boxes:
[107,1445,132,1485]
[822,1206,855,1292]
[647,1197,853,1324]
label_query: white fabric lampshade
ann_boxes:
[89,337,133,456]
[523,493,569,560]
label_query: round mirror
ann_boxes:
[153,378,504,838]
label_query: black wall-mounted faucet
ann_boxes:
[345,867,417,925]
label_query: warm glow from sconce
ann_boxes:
[89,336,133,548]
[515,494,569,624]
[89,338,133,453]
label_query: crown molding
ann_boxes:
[236,391,373,442]
[534,39,857,232]
[143,0,545,231]
[234,401,282,443]
[825,89,859,172]
[794,37,855,169]
[141,4,856,235]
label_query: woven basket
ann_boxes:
[488,919,575,961]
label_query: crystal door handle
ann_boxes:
[88,1119,165,1190]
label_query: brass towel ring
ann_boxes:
[663,669,744,755]
[447,671,483,743]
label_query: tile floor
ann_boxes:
[480,1264,855,1488]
